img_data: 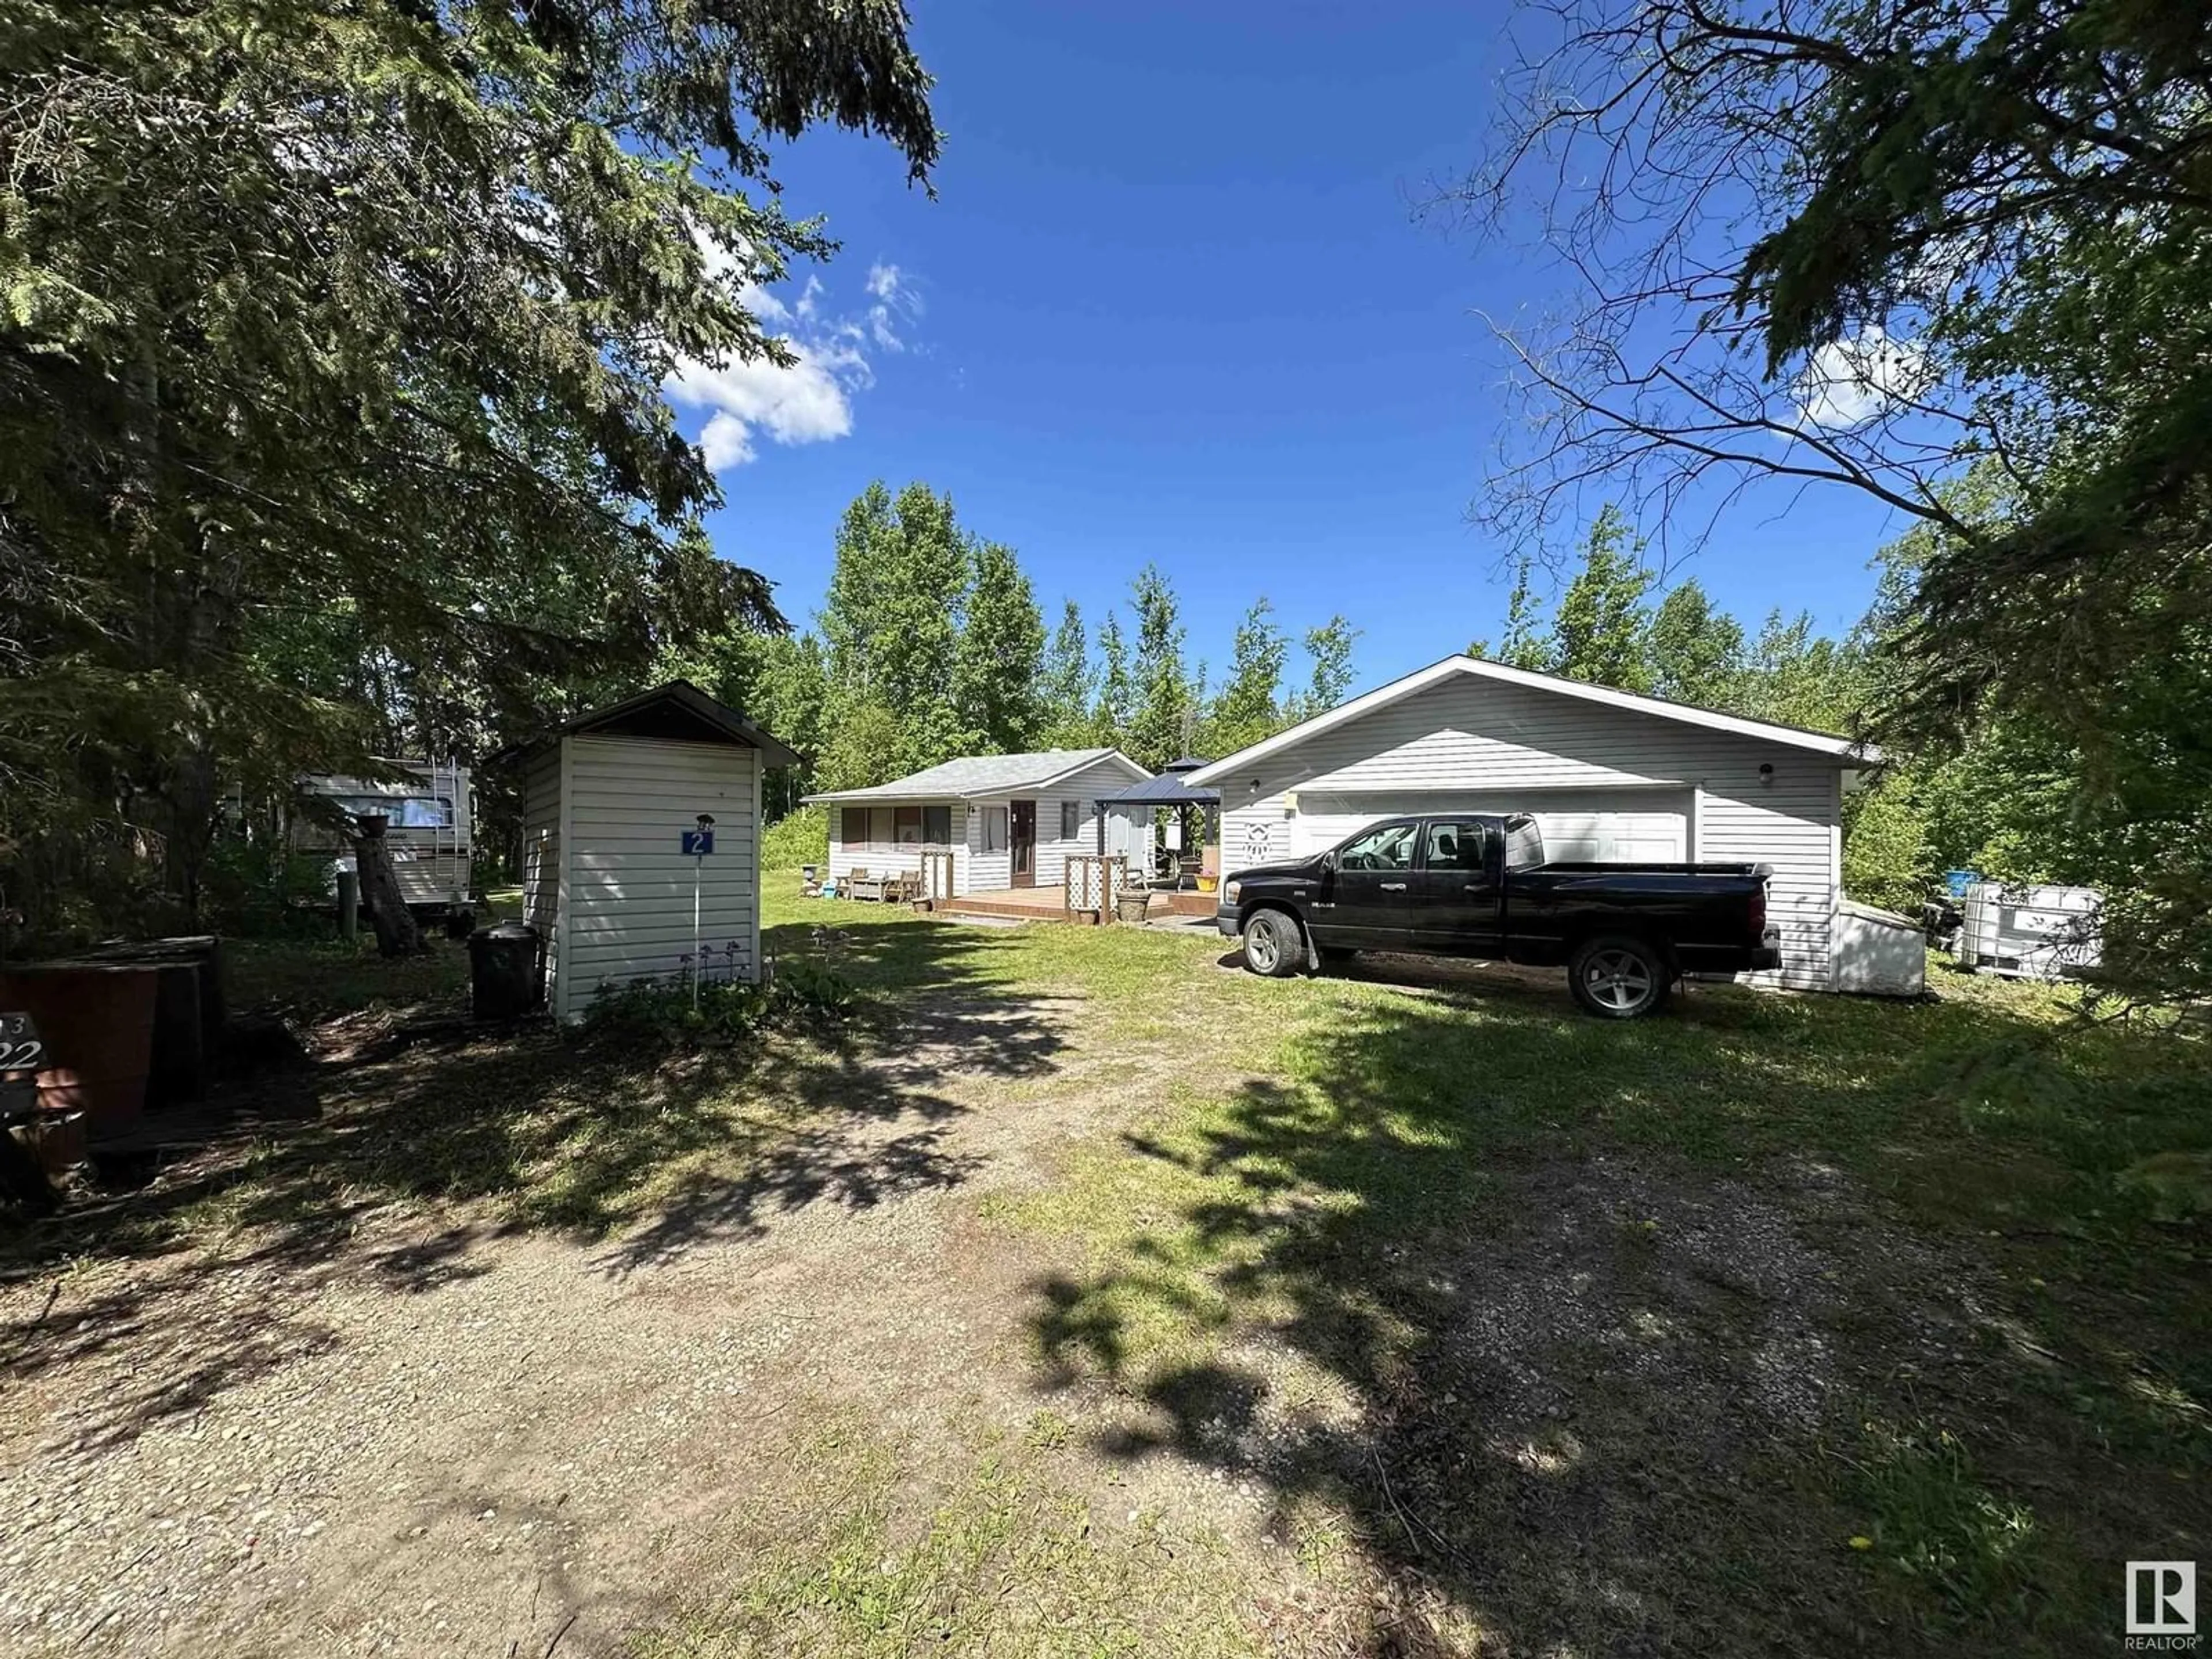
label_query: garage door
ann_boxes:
[1291,788,1691,863]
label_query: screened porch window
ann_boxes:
[840,806,896,844]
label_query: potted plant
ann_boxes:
[1116,890,1152,926]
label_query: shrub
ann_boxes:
[580,958,856,1050]
[762,804,828,872]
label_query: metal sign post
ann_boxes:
[682,815,716,1008]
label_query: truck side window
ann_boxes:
[1424,820,1493,871]
[1338,823,1419,870]
[1505,819,1546,869]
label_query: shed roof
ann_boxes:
[491,680,799,768]
[805,748,1148,804]
[1184,654,1880,787]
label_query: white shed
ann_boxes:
[1185,655,1883,992]
[807,749,1151,899]
[506,682,797,1022]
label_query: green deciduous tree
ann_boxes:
[1647,580,1745,709]
[1092,615,1134,749]
[1204,600,1289,760]
[820,482,972,779]
[1039,601,1094,747]
[1124,565,1194,770]
[1292,617,1359,723]
[953,541,1047,754]
[1548,507,1654,692]
[1475,558,1552,672]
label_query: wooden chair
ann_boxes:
[849,866,885,902]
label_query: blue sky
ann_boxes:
[679,0,1912,696]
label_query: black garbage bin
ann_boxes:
[468,922,541,1020]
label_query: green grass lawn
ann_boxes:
[756,881,2211,1655]
[23,876,2206,1656]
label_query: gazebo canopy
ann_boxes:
[1099,756,1219,807]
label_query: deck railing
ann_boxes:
[1063,853,1123,917]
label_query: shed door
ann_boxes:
[1293,788,1691,863]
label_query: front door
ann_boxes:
[1318,820,1422,949]
[1010,799,1037,887]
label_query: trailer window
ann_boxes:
[338,794,452,829]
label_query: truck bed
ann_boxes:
[1531,860,1771,880]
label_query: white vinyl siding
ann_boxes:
[552,736,757,1021]
[1286,786,1692,865]
[1217,674,1843,990]
[1020,756,1136,891]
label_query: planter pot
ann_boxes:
[1196,874,1219,895]
[1116,894,1153,926]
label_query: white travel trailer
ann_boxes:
[293,760,477,926]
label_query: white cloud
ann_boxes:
[698,411,756,469]
[863,261,919,353]
[1793,325,1932,429]
[666,264,916,472]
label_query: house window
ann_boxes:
[923,804,952,845]
[982,805,1008,852]
[840,806,868,846]
[894,805,924,845]
[1060,800,1082,840]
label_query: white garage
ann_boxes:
[1189,654,1883,992]
[1286,786,1695,863]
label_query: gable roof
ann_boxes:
[805,748,1150,804]
[491,680,799,768]
[1183,655,1880,787]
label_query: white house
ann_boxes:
[507,682,796,1022]
[1185,655,1891,992]
[808,749,1151,898]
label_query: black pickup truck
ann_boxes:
[1217,813,1780,1018]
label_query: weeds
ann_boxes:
[579,961,858,1050]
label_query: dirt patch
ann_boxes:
[0,974,1285,1658]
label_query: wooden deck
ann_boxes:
[937,886,1219,925]
[942,885,1103,924]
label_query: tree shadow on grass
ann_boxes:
[1026,976,2212,1656]
[0,913,1071,1453]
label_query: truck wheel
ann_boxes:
[1567,934,1672,1020]
[1241,908,1304,979]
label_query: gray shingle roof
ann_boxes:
[805,748,1145,803]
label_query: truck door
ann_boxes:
[1321,821,1422,949]
[1413,819,1506,953]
